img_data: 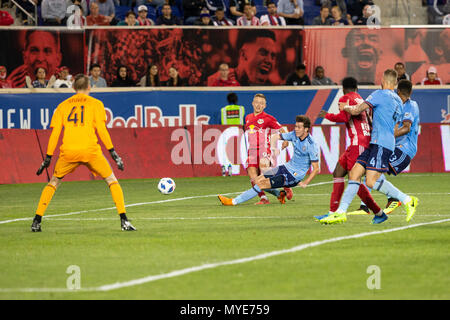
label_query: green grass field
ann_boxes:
[0,173,449,300]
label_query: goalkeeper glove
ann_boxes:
[109,148,124,171]
[36,155,52,176]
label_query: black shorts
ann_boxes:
[388,147,411,176]
[356,144,393,173]
[263,165,299,188]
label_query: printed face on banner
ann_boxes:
[0,30,84,88]
[22,31,62,80]
[304,27,450,86]
[86,28,302,87]
[305,28,403,85]
[408,28,450,85]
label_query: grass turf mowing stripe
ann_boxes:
[1,181,337,225]
[1,218,449,293]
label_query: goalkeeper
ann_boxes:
[31,74,136,232]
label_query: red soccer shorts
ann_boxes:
[338,145,366,172]
[246,148,271,169]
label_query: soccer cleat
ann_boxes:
[371,211,388,224]
[347,205,370,216]
[121,219,137,231]
[284,188,293,201]
[31,219,42,232]
[314,212,331,221]
[405,196,419,222]
[384,198,402,214]
[218,195,235,206]
[319,212,347,225]
[255,198,270,205]
[277,191,287,204]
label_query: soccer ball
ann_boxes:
[158,178,176,195]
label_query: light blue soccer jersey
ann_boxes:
[365,89,403,151]
[396,99,420,159]
[281,131,319,181]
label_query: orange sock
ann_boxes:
[36,184,57,217]
[108,181,126,214]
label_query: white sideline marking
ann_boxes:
[1,218,449,293]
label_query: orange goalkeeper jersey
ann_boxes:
[47,93,114,161]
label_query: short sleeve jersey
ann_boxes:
[245,111,282,151]
[281,131,319,181]
[365,89,403,151]
[396,99,420,159]
[326,91,371,148]
[50,93,112,154]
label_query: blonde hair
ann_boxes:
[383,69,398,85]
[254,93,266,100]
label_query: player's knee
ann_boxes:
[333,163,347,178]
[104,173,117,185]
[253,176,268,189]
[348,166,363,181]
[365,178,377,189]
[49,176,61,189]
[259,158,270,169]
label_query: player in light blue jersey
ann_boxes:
[319,70,419,225]
[375,80,420,216]
[218,115,320,206]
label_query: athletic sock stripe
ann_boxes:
[108,181,119,188]
[376,179,385,191]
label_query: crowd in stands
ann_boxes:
[1,0,448,27]
[0,0,387,27]
[0,0,448,88]
[3,59,444,89]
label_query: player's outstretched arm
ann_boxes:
[343,102,370,116]
[270,132,283,151]
[298,161,319,188]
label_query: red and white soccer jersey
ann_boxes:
[245,111,282,168]
[325,91,372,171]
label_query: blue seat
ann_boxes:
[115,5,132,21]
[302,0,320,25]
[255,5,268,18]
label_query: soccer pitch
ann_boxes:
[0,173,449,300]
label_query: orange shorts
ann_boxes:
[53,151,113,179]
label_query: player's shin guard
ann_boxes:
[357,183,381,213]
[35,184,57,217]
[330,177,345,212]
[337,180,360,213]
[108,181,126,214]
[234,185,261,205]
[374,176,409,204]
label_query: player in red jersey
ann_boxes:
[244,93,292,204]
[316,77,381,218]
